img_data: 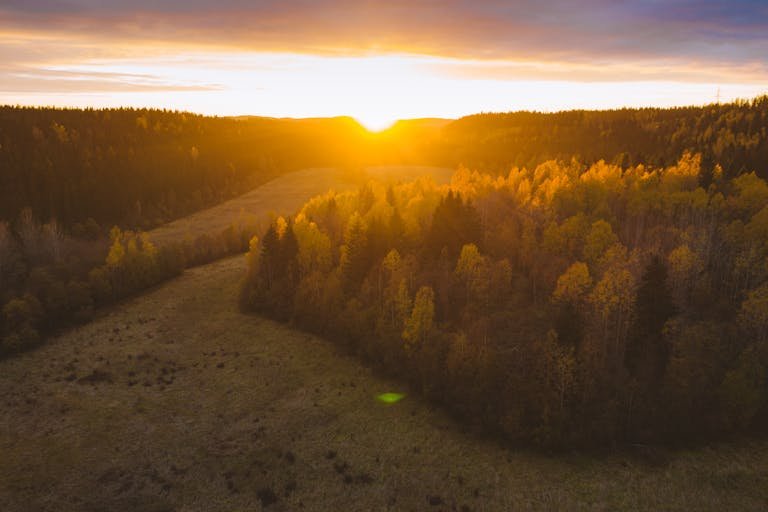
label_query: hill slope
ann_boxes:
[1,254,766,512]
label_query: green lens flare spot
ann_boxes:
[377,392,405,404]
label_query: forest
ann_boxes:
[436,96,768,178]
[2,97,767,230]
[2,99,768,447]
[0,107,371,228]
[241,153,768,445]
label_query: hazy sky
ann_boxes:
[1,0,766,128]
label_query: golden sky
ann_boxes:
[2,1,767,129]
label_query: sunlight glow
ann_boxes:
[2,46,765,119]
[355,115,397,132]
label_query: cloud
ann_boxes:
[0,67,223,93]
[0,0,765,115]
[0,35,222,94]
[1,0,766,68]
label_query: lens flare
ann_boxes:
[377,392,405,404]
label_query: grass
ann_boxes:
[0,166,766,511]
[0,255,766,511]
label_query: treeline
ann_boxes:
[0,107,370,228]
[241,154,768,446]
[435,96,768,180]
[0,210,260,355]
[5,97,767,232]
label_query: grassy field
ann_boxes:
[0,166,766,511]
[147,166,454,247]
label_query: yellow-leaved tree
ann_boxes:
[403,286,435,352]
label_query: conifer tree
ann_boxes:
[340,213,370,295]
[259,224,280,288]
[625,255,676,380]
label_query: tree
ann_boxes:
[1,294,43,352]
[625,255,676,381]
[16,208,43,263]
[455,243,485,308]
[542,330,576,415]
[552,262,592,304]
[552,262,592,347]
[245,235,260,277]
[382,249,401,277]
[106,227,126,267]
[739,282,768,347]
[403,286,435,352]
[259,224,280,288]
[279,219,300,283]
[389,208,405,248]
[294,219,331,276]
[718,346,766,430]
[667,244,700,309]
[588,265,636,364]
[425,191,481,260]
[659,319,729,434]
[41,220,66,264]
[386,185,397,207]
[0,222,22,294]
[635,256,676,339]
[583,220,618,266]
[339,213,370,294]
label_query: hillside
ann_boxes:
[437,97,768,177]
[1,255,766,512]
[0,108,371,228]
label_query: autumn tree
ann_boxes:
[552,261,592,347]
[455,243,487,310]
[403,286,435,352]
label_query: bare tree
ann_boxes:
[41,220,66,263]
[16,208,42,263]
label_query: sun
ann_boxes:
[354,113,397,132]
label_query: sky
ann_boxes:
[1,1,767,129]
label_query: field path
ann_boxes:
[1,167,766,511]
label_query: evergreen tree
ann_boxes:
[279,219,300,283]
[259,224,280,289]
[388,208,405,249]
[625,255,676,380]
[340,213,371,295]
[425,191,481,260]
[386,185,397,207]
